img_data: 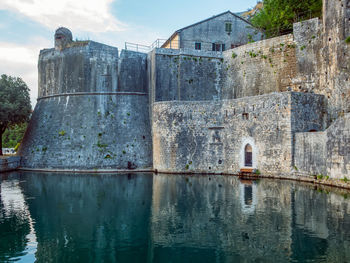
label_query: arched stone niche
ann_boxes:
[240,137,258,169]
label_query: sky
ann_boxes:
[0,0,259,107]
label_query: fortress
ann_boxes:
[18,1,350,179]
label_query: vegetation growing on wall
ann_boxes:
[251,0,322,37]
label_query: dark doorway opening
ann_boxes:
[245,144,253,167]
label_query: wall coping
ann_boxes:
[37,92,148,101]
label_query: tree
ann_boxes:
[2,123,28,148]
[251,0,323,37]
[0,74,31,155]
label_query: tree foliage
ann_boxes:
[2,123,28,148]
[251,0,323,37]
[0,74,31,155]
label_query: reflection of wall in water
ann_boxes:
[151,174,294,261]
[20,172,153,263]
[151,175,350,261]
[239,179,257,214]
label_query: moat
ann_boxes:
[1,172,350,262]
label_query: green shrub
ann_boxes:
[317,174,323,180]
[345,36,350,44]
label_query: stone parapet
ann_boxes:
[0,156,21,173]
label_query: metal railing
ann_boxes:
[124,42,151,52]
[151,39,168,49]
[125,38,242,53]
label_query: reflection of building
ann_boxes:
[1,172,350,261]
[239,179,257,214]
[150,174,350,262]
[161,11,261,51]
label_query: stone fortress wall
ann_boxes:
[151,0,350,178]
[18,0,350,178]
[19,43,152,170]
[147,48,224,103]
[152,92,325,175]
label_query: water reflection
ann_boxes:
[0,172,349,262]
[0,173,37,262]
[239,179,257,214]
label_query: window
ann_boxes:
[195,42,201,50]
[225,22,232,33]
[212,43,222,51]
[222,44,225,51]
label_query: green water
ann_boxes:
[0,172,350,263]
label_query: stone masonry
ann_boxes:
[18,1,350,179]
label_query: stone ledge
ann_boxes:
[18,167,154,174]
[0,156,21,173]
[154,170,350,190]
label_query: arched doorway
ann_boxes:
[244,144,252,167]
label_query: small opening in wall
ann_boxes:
[309,129,318,132]
[209,167,212,170]
[244,144,253,167]
[218,160,222,164]
[329,38,332,41]
[242,113,249,120]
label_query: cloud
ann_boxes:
[0,0,125,33]
[0,38,50,108]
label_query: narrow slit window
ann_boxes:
[195,42,201,50]
[225,22,232,33]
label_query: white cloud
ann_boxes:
[0,38,50,108]
[0,0,125,33]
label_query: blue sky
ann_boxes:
[0,0,259,106]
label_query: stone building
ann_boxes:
[161,11,262,51]
[19,1,350,179]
